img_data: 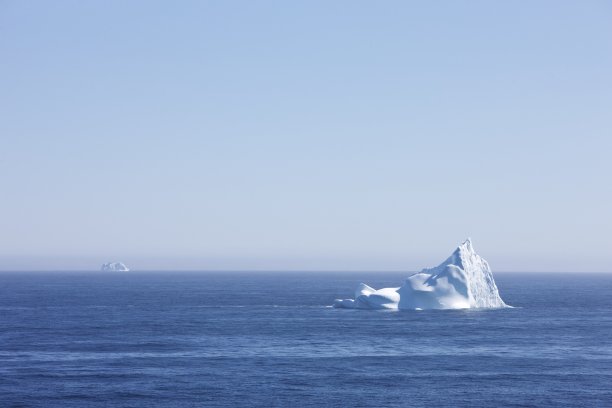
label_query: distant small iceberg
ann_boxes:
[101,262,130,272]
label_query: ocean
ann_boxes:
[1,271,611,407]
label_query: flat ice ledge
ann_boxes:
[333,239,508,310]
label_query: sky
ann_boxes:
[1,1,611,272]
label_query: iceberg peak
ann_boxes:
[460,237,473,252]
[450,238,474,259]
[333,239,508,310]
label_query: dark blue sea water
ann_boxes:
[1,272,611,407]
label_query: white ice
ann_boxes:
[333,239,508,310]
[101,262,130,272]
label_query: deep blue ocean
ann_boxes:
[1,272,611,407]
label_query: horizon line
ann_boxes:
[0,269,611,274]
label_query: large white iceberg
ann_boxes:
[333,239,508,310]
[101,262,130,272]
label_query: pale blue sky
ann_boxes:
[1,1,611,271]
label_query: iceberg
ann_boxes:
[101,262,130,272]
[333,239,508,310]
